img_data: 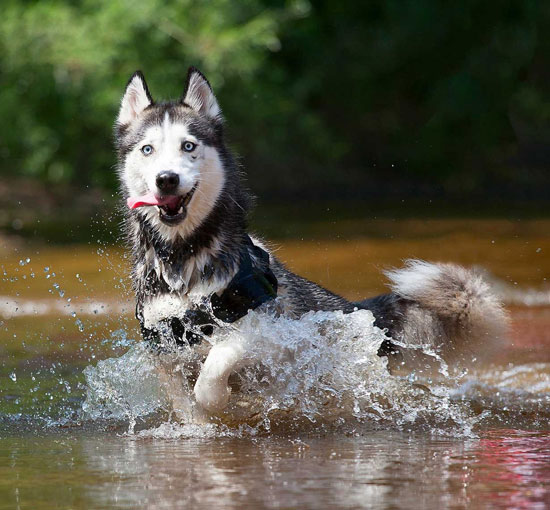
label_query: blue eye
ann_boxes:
[141,144,153,155]
[182,141,197,152]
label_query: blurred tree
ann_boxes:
[0,0,302,188]
[0,0,548,201]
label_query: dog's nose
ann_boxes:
[156,171,179,193]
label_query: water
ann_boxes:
[2,431,550,509]
[1,219,550,508]
[82,308,473,436]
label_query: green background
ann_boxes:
[1,0,548,208]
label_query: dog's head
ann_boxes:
[115,68,226,237]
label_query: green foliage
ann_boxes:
[0,0,548,199]
[0,0,300,188]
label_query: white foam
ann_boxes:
[82,308,479,436]
[82,342,166,422]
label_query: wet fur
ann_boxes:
[115,68,508,414]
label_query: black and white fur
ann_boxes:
[115,68,508,413]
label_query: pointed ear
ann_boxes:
[117,71,153,125]
[182,67,222,120]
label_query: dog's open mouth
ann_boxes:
[127,184,198,226]
[157,186,197,225]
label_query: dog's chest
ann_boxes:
[142,293,191,329]
[137,234,280,336]
[141,275,229,329]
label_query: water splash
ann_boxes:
[82,308,479,437]
[82,342,166,423]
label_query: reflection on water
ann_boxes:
[2,219,550,509]
[1,431,549,509]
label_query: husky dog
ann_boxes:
[115,67,508,413]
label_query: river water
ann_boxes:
[1,219,550,509]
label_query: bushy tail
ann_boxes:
[384,260,509,362]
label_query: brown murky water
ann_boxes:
[1,218,550,509]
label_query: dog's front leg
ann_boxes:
[194,338,249,413]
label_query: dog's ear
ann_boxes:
[182,67,222,121]
[117,71,153,125]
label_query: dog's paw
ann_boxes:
[194,374,231,413]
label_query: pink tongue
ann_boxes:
[127,193,180,210]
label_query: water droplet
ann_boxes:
[44,267,50,272]
[9,372,16,382]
